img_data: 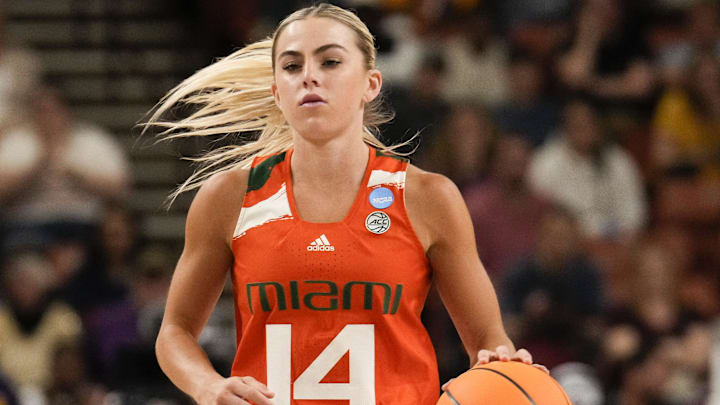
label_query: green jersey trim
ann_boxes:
[247,152,287,192]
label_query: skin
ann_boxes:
[155,17,537,405]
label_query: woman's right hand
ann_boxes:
[197,376,275,405]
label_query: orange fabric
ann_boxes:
[230,147,439,404]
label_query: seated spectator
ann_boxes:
[652,51,720,178]
[418,103,497,189]
[656,2,720,87]
[463,134,549,282]
[0,249,82,395]
[494,52,561,147]
[501,206,605,368]
[528,98,647,241]
[383,53,450,155]
[651,51,720,257]
[54,206,141,382]
[374,11,425,89]
[55,204,139,316]
[608,326,711,405]
[0,87,130,246]
[436,13,510,107]
[658,226,720,321]
[598,237,708,403]
[506,12,571,66]
[45,342,107,405]
[556,0,656,104]
[105,245,178,399]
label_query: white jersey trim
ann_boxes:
[367,170,406,189]
[234,182,293,238]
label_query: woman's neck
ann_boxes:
[290,131,370,188]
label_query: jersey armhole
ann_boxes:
[232,151,292,240]
[233,156,263,241]
[399,163,430,259]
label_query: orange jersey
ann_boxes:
[230,147,439,404]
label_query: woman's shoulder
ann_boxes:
[405,164,468,249]
[188,166,251,242]
[405,164,472,224]
[194,166,249,200]
[195,166,251,210]
[406,164,460,200]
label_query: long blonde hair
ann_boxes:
[143,3,405,204]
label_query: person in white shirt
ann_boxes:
[0,88,130,234]
[528,98,647,240]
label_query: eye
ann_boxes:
[282,62,301,72]
[323,59,341,67]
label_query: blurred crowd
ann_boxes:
[1,0,720,404]
[0,4,186,404]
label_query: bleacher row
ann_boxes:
[6,0,210,244]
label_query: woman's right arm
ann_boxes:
[155,168,274,405]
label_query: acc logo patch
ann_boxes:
[365,211,391,234]
[369,187,394,209]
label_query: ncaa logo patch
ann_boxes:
[369,187,394,209]
[365,211,390,234]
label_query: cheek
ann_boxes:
[273,72,298,103]
[274,82,292,110]
[338,80,368,110]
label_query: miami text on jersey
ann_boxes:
[246,280,404,314]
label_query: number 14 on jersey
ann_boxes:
[266,324,375,404]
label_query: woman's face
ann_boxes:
[272,17,381,143]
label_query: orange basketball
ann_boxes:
[437,361,572,405]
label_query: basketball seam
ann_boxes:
[445,388,462,405]
[469,367,537,405]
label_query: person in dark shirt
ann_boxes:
[494,53,560,147]
[556,0,656,107]
[382,53,450,156]
[502,205,605,368]
[464,134,550,282]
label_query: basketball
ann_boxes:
[437,361,572,405]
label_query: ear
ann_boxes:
[363,69,382,103]
[271,82,281,108]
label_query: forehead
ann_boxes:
[275,17,359,56]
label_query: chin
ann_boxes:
[293,120,346,142]
[296,129,339,144]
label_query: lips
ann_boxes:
[300,94,326,105]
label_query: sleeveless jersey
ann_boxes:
[230,147,439,405]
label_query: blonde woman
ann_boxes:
[148,4,539,404]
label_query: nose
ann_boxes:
[302,63,319,88]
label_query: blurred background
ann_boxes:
[0,0,719,404]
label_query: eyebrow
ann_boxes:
[277,44,348,60]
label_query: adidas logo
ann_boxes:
[307,234,335,252]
